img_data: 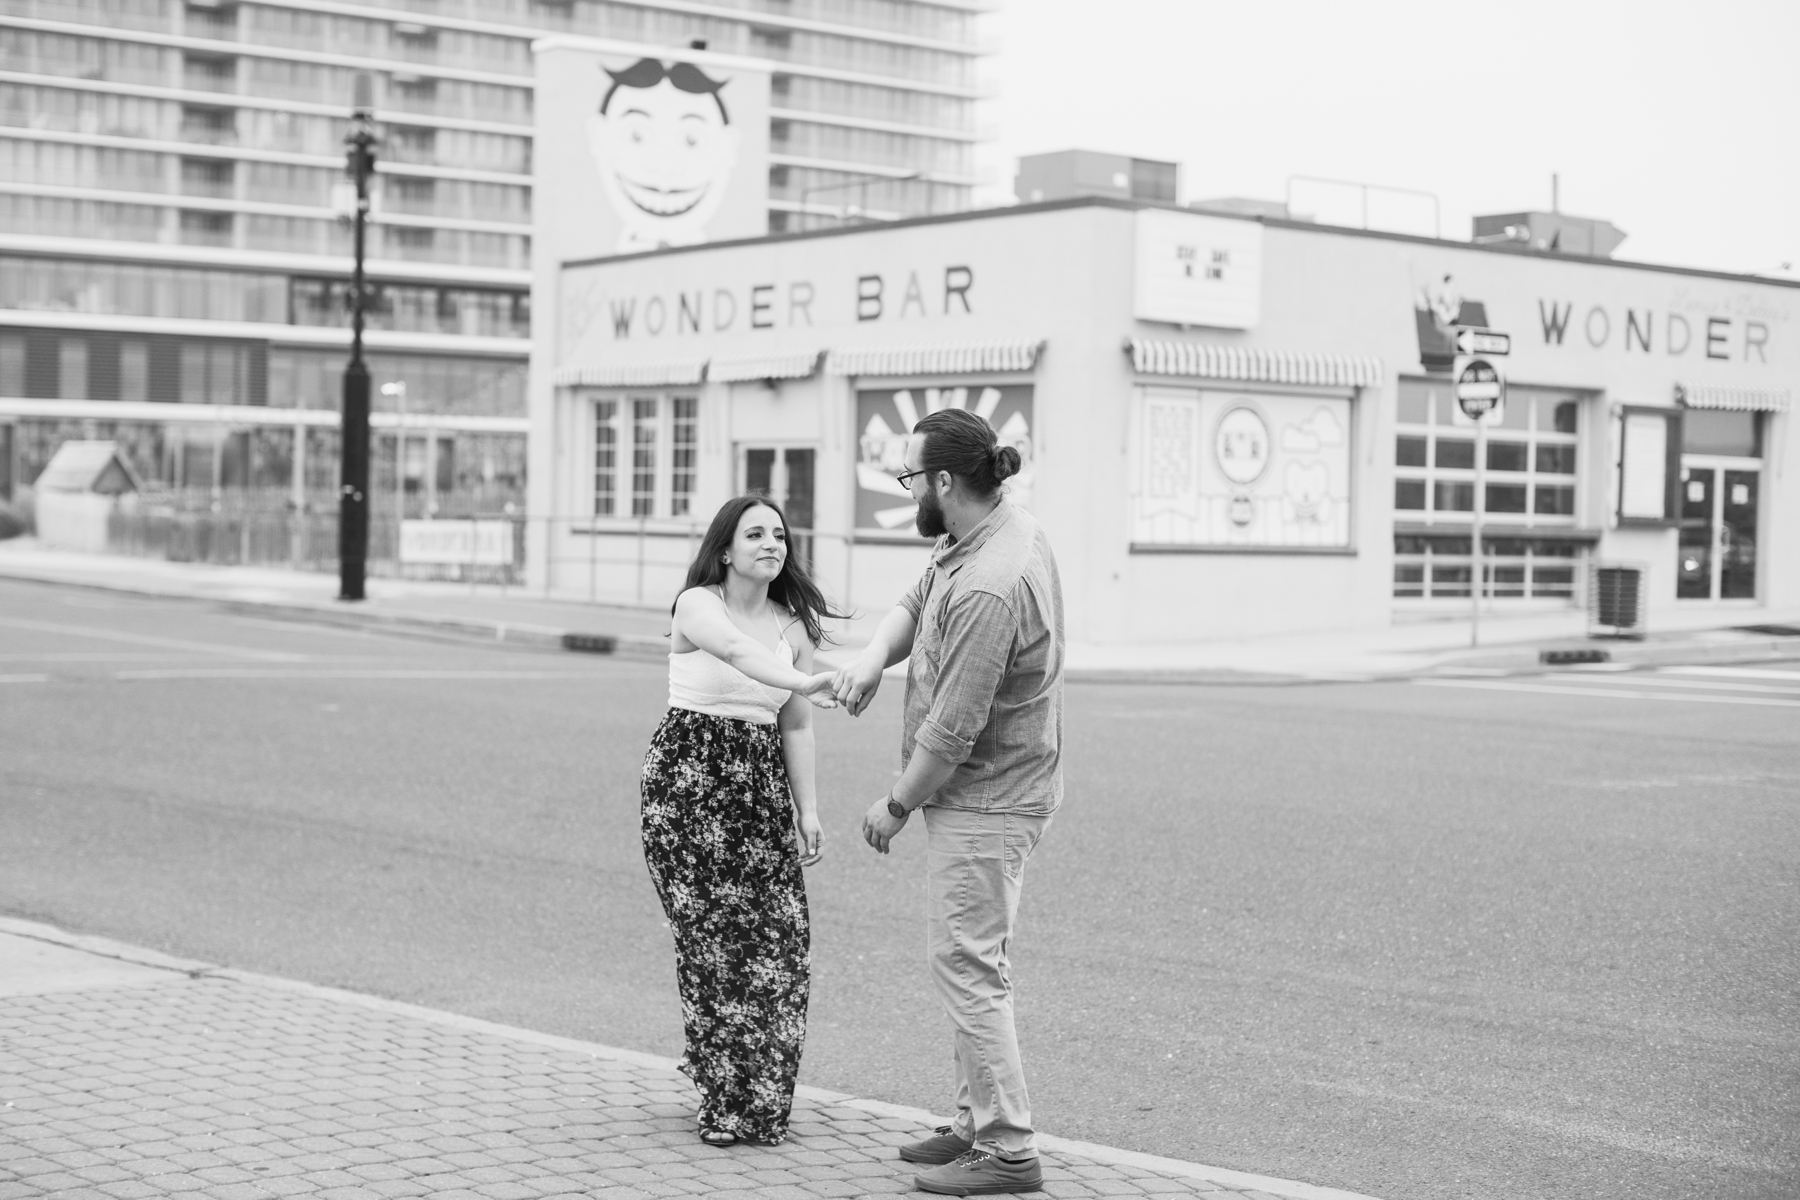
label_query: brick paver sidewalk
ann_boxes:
[0,924,1367,1200]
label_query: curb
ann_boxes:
[1424,633,1800,675]
[0,915,1382,1200]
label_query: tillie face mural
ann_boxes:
[532,40,768,269]
[587,58,743,253]
[855,385,1035,533]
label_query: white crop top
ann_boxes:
[667,602,794,725]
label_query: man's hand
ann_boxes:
[832,655,886,717]
[862,795,908,854]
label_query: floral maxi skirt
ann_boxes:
[640,707,810,1143]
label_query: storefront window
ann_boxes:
[670,396,697,517]
[1395,378,1582,523]
[1395,378,1587,601]
[593,399,617,517]
[588,392,699,521]
[1393,534,1580,600]
[631,398,657,517]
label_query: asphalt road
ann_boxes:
[1,577,1796,1200]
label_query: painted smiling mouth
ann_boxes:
[616,175,709,217]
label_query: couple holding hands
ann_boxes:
[639,408,1065,1196]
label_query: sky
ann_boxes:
[974,0,1799,278]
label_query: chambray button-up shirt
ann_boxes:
[901,499,1065,815]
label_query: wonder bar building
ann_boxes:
[0,0,986,559]
[531,189,1796,640]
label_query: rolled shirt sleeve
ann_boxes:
[914,589,1015,766]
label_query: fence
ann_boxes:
[100,496,855,608]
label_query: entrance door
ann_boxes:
[740,445,816,567]
[1677,463,1760,600]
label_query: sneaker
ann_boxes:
[899,1124,975,1165]
[913,1149,1043,1195]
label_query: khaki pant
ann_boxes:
[923,806,1052,1159]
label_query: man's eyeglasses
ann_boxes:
[895,468,931,490]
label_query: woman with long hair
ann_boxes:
[639,493,847,1147]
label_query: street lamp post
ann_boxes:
[338,72,378,601]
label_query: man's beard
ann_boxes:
[915,485,947,538]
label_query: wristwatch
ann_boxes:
[886,794,908,819]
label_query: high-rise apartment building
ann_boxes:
[0,0,985,546]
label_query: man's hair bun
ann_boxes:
[990,444,1021,482]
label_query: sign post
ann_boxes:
[1453,351,1506,646]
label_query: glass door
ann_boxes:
[1719,469,1759,599]
[1676,467,1715,599]
[1677,463,1760,600]
[740,445,817,568]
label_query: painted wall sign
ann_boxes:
[534,39,771,263]
[855,384,1034,534]
[562,264,978,347]
[1134,387,1351,548]
[1133,209,1262,329]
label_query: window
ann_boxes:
[631,397,657,517]
[1393,534,1582,601]
[589,393,700,519]
[593,399,617,516]
[1394,378,1582,525]
[120,341,148,403]
[0,335,23,397]
[180,156,234,196]
[58,338,88,400]
[179,209,233,246]
[670,396,697,516]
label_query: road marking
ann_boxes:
[0,673,49,684]
[1659,665,1800,682]
[1415,678,1800,708]
[113,668,571,681]
[1550,672,1800,697]
[0,616,304,661]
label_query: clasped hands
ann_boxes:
[798,655,907,852]
[795,654,886,716]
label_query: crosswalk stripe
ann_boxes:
[1414,678,1800,708]
[0,673,49,684]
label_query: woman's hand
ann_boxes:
[795,811,824,866]
[796,672,840,710]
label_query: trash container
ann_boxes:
[1589,562,1646,639]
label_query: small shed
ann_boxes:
[34,440,143,553]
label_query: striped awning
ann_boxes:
[827,340,1044,377]
[1126,338,1384,388]
[1675,384,1791,413]
[553,360,707,388]
[709,350,823,383]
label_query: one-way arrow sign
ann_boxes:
[1453,327,1511,356]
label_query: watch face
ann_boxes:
[887,799,906,819]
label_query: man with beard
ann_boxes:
[832,407,1065,1196]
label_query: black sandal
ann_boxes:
[698,1128,737,1148]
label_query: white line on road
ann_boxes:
[1414,678,1800,709]
[0,673,49,684]
[0,616,304,661]
[1551,673,1800,697]
[113,668,573,681]
[1659,665,1800,682]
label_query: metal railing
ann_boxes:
[99,497,865,610]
